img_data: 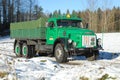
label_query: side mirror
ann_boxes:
[86,23,89,28]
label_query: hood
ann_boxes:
[57,27,96,48]
[58,27,95,36]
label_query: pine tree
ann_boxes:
[53,10,58,17]
[72,10,77,17]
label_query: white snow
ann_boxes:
[97,33,120,53]
[0,33,120,80]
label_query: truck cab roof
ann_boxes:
[48,15,82,22]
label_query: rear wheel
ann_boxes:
[54,43,68,63]
[22,43,35,58]
[22,43,30,58]
[29,45,35,58]
[14,42,22,57]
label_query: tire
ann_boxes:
[22,43,30,58]
[85,50,99,61]
[29,45,35,58]
[86,53,95,61]
[14,42,22,57]
[85,52,96,61]
[54,43,68,63]
[94,50,99,60]
[22,43,35,58]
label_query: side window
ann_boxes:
[48,21,54,27]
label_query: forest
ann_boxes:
[0,0,120,36]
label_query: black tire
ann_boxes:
[29,45,35,58]
[85,52,96,61]
[22,43,35,58]
[14,42,22,57]
[94,50,99,60]
[54,43,68,63]
[22,43,30,58]
[86,53,95,61]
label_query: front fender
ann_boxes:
[53,38,69,52]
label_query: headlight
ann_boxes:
[98,38,102,45]
[73,42,77,47]
[68,39,72,43]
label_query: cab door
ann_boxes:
[46,21,57,44]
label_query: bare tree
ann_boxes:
[2,0,7,30]
[29,0,33,20]
[8,0,11,23]
[21,0,36,21]
[11,0,14,22]
[8,0,14,23]
[16,0,21,22]
[0,0,2,35]
[0,0,2,23]
[33,5,43,19]
[2,0,7,22]
[86,0,98,31]
[101,0,112,32]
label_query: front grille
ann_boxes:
[82,35,96,48]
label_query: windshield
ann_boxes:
[57,19,83,28]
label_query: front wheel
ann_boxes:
[54,43,68,63]
[86,53,96,61]
[85,50,99,61]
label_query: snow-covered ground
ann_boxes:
[0,33,120,80]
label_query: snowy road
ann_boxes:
[0,33,120,80]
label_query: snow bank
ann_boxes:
[97,33,120,53]
[0,33,120,80]
[15,58,61,80]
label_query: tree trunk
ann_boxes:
[11,0,14,22]
[16,0,20,22]
[29,0,32,20]
[2,0,7,31]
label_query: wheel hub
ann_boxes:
[56,48,62,58]
[15,45,20,54]
[22,46,27,56]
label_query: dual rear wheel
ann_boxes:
[14,42,35,58]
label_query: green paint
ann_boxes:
[15,45,20,55]
[11,15,97,49]
[23,46,27,56]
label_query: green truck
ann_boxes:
[10,14,102,63]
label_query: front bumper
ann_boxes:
[67,46,103,55]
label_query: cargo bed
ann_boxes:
[10,18,47,39]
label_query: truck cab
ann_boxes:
[46,14,102,63]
